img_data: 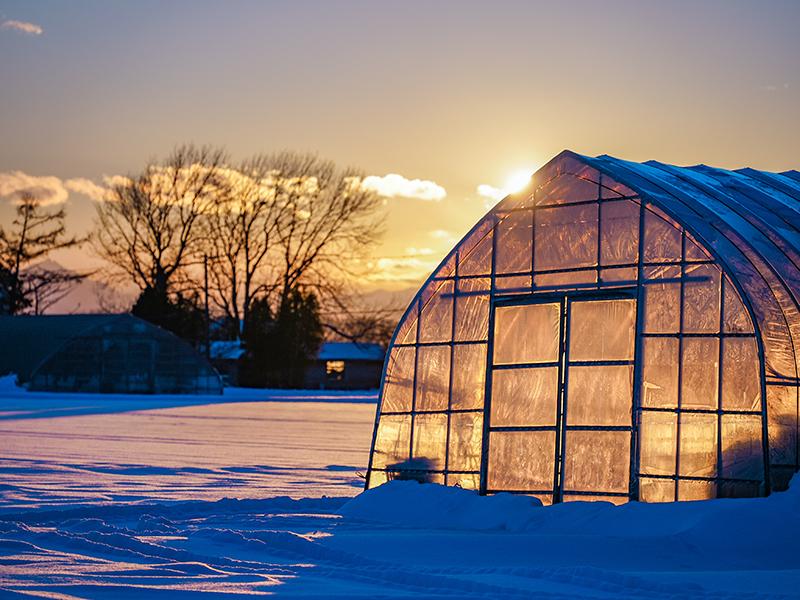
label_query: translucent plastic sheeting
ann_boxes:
[643,209,682,263]
[678,412,717,478]
[412,413,448,471]
[683,264,722,334]
[534,204,599,271]
[534,173,605,206]
[639,477,675,503]
[569,299,635,362]
[495,210,533,274]
[534,270,596,291]
[496,275,533,293]
[599,199,640,266]
[678,479,716,501]
[490,367,559,427]
[457,223,494,277]
[382,346,416,412]
[766,385,798,467]
[721,338,762,411]
[450,344,487,410]
[493,303,560,366]
[640,410,677,476]
[566,365,632,426]
[720,231,800,381]
[418,280,454,344]
[642,338,679,409]
[415,345,450,412]
[721,414,765,480]
[447,412,483,472]
[562,431,630,493]
[487,430,555,491]
[681,338,720,410]
[685,233,712,261]
[372,414,412,469]
[368,470,389,488]
[446,472,480,491]
[723,278,755,334]
[395,302,418,345]
[565,495,629,505]
[643,265,681,333]
[454,278,490,342]
[458,233,493,277]
[600,267,638,286]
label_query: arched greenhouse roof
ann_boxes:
[367,150,800,503]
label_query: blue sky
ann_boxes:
[1,0,798,286]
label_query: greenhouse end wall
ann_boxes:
[27,315,223,395]
[366,151,800,503]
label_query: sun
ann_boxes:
[505,170,533,193]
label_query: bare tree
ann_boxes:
[20,263,86,315]
[91,144,228,296]
[266,151,385,314]
[200,151,386,336]
[200,156,283,334]
[0,192,84,314]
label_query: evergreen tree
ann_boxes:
[131,286,205,347]
[239,288,323,388]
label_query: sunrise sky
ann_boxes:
[1,0,798,292]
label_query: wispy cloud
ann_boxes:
[367,255,442,283]
[404,246,435,256]
[65,178,109,202]
[477,184,507,203]
[0,171,68,206]
[1,20,42,35]
[0,171,115,205]
[362,174,446,201]
[427,229,456,244]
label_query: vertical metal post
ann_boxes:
[204,254,210,361]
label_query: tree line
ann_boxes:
[1,145,398,387]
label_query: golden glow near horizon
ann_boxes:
[1,2,798,299]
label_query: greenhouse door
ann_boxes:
[484,294,637,504]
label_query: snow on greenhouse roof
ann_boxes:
[317,342,385,361]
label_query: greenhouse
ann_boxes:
[366,150,800,503]
[0,314,222,395]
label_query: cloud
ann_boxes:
[103,174,134,188]
[404,247,435,256]
[362,174,446,201]
[428,229,452,240]
[368,255,442,283]
[477,184,507,203]
[0,171,68,206]
[65,178,109,202]
[1,20,42,35]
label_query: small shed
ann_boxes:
[305,342,385,390]
[366,150,800,504]
[0,314,222,395]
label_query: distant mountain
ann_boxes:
[21,260,135,314]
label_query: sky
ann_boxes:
[1,0,799,292]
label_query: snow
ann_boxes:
[2,377,800,598]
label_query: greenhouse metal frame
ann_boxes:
[366,150,800,504]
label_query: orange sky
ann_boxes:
[1,1,798,293]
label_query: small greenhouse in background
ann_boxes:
[366,150,800,504]
[0,314,222,395]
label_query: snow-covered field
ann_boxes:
[1,377,799,599]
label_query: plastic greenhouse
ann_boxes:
[0,314,222,395]
[366,150,800,504]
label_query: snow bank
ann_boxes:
[338,480,543,531]
[0,373,21,393]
